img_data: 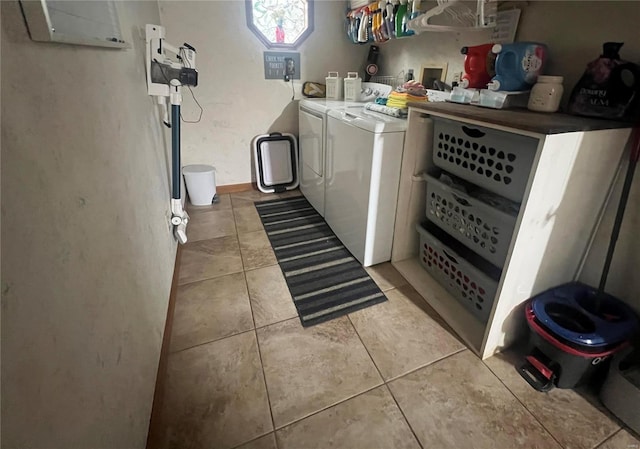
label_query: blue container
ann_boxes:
[519,282,639,391]
[530,282,638,350]
[488,42,547,91]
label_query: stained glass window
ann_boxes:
[246,0,313,48]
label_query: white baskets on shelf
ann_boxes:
[417,221,499,323]
[425,174,518,267]
[432,117,538,202]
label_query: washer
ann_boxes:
[325,107,407,266]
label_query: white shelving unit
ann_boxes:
[392,103,632,359]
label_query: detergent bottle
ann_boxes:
[395,0,408,37]
[487,42,548,91]
[460,43,496,89]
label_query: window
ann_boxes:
[246,0,313,49]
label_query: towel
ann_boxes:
[364,103,408,118]
[386,91,428,109]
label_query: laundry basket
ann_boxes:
[252,132,299,193]
[425,173,518,267]
[432,117,538,202]
[417,221,500,323]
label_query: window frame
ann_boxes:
[245,0,314,49]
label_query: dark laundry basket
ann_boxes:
[519,283,638,391]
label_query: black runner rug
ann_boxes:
[254,196,387,327]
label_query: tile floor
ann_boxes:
[155,189,640,449]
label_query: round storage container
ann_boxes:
[183,164,216,206]
[528,75,564,113]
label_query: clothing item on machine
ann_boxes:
[386,80,428,109]
[364,102,408,118]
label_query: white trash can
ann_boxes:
[183,164,216,206]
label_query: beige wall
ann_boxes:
[378,1,640,310]
[1,1,176,447]
[159,0,368,186]
[516,2,640,312]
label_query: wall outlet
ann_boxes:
[452,71,463,84]
[284,57,295,82]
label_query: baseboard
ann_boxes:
[146,245,182,449]
[217,182,256,194]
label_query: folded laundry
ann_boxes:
[386,90,428,109]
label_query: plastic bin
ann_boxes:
[417,221,500,323]
[425,173,518,267]
[521,304,625,391]
[325,72,343,100]
[600,348,640,434]
[432,117,538,202]
[183,164,216,206]
[344,72,362,101]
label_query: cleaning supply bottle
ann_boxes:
[487,42,548,91]
[403,0,415,35]
[460,43,496,89]
[395,0,407,38]
[385,0,395,38]
[410,0,421,19]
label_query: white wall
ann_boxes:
[1,1,176,447]
[159,0,367,186]
[377,1,640,311]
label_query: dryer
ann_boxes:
[298,83,393,217]
[325,108,407,266]
[298,99,355,217]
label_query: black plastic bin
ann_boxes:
[521,304,625,391]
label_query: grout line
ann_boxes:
[228,432,276,449]
[253,328,278,445]
[482,360,567,449]
[590,427,623,449]
[254,315,300,331]
[175,268,245,289]
[273,382,385,431]
[346,307,427,449]
[384,383,424,449]
[243,260,278,442]
[169,327,256,355]
[346,314,386,383]
[345,313,454,449]
[383,347,468,383]
[243,262,279,273]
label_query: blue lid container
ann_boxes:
[530,282,638,348]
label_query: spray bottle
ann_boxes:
[395,0,407,38]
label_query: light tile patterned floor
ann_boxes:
[156,189,640,449]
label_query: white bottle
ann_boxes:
[527,75,564,113]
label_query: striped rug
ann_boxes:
[254,196,387,327]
